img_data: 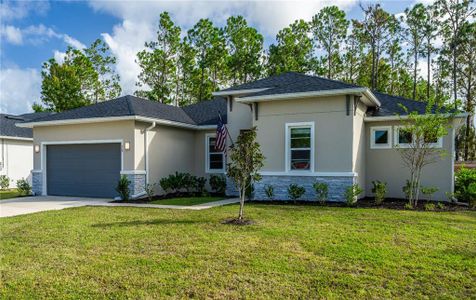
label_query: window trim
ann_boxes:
[394,126,443,149]
[285,122,315,173]
[205,133,225,173]
[370,126,392,149]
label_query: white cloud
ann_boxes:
[0,0,49,21]
[53,50,66,64]
[1,25,23,44]
[63,34,86,49]
[90,0,358,95]
[0,68,41,114]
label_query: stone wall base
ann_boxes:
[32,171,42,195]
[124,173,146,197]
[253,175,355,202]
[225,176,239,197]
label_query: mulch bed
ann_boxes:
[111,192,225,204]
[249,198,474,212]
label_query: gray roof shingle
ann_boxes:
[1,112,53,138]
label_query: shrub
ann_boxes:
[420,186,439,202]
[467,182,476,208]
[159,172,191,194]
[404,202,414,210]
[287,184,305,203]
[0,175,10,190]
[371,180,387,205]
[194,176,207,195]
[209,174,226,194]
[16,178,32,196]
[145,183,156,201]
[116,175,131,201]
[424,203,436,211]
[402,180,412,201]
[313,182,328,204]
[345,184,363,206]
[264,184,274,200]
[437,202,445,210]
[455,166,476,204]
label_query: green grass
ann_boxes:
[150,196,225,206]
[0,205,475,299]
[0,189,22,200]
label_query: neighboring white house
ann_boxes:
[0,113,50,188]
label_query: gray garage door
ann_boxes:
[47,143,121,198]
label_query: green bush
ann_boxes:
[116,175,131,201]
[371,180,387,205]
[159,172,189,194]
[145,183,156,201]
[16,178,32,196]
[424,203,436,211]
[287,184,305,203]
[345,184,363,206]
[420,186,439,202]
[404,202,414,210]
[209,174,226,194]
[313,182,328,204]
[455,166,476,206]
[0,175,10,190]
[194,176,207,195]
[402,180,412,201]
[437,202,445,210]
[264,184,274,200]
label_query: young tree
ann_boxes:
[35,48,99,112]
[353,4,400,90]
[227,127,265,221]
[186,18,228,102]
[397,103,453,207]
[224,16,264,85]
[403,3,426,100]
[435,0,476,107]
[84,39,121,102]
[267,19,313,75]
[310,6,349,79]
[135,12,181,104]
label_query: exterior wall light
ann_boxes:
[124,142,131,151]
[34,145,40,153]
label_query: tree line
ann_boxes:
[34,1,475,158]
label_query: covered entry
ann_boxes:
[46,143,121,198]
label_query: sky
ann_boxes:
[0,0,430,115]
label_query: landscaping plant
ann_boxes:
[454,166,476,205]
[227,127,265,221]
[209,174,226,195]
[145,183,156,201]
[420,186,439,202]
[194,176,207,196]
[287,184,306,203]
[16,178,32,196]
[313,182,328,204]
[371,180,387,204]
[396,102,452,208]
[264,184,274,200]
[116,175,131,201]
[0,175,10,190]
[345,184,363,206]
[424,203,436,211]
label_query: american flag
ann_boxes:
[215,118,227,152]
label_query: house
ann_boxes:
[1,112,51,188]
[17,72,465,200]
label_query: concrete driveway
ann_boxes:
[0,196,110,218]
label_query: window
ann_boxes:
[206,134,225,172]
[370,126,392,149]
[394,126,413,148]
[286,122,314,172]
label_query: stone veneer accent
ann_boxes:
[32,171,42,195]
[124,173,146,197]
[253,175,355,202]
[225,176,239,197]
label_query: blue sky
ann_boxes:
[1,0,427,114]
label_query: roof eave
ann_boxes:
[364,112,468,122]
[0,135,33,141]
[212,88,270,96]
[235,88,380,106]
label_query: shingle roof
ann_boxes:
[1,112,53,138]
[370,92,441,116]
[221,72,359,96]
[24,95,227,126]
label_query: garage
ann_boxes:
[46,143,121,198]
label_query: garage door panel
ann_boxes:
[47,143,121,198]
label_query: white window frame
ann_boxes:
[394,126,443,149]
[370,126,392,149]
[205,133,225,173]
[285,122,315,173]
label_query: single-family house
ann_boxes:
[18,72,464,200]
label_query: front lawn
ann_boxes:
[1,205,475,298]
[0,189,22,200]
[150,196,225,206]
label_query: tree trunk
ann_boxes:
[453,45,458,109]
[464,115,471,160]
[413,50,418,100]
[427,46,431,101]
[238,186,245,220]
